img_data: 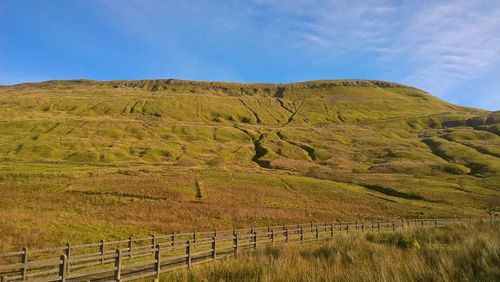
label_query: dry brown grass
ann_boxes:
[163,223,500,282]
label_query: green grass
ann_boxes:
[0,79,498,251]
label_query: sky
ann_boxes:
[1,0,499,110]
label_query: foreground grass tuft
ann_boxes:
[366,232,421,249]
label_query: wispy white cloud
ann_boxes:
[249,0,500,108]
[398,1,500,98]
[251,0,399,55]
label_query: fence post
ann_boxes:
[267,226,271,240]
[285,227,289,243]
[186,240,192,268]
[114,249,122,282]
[300,226,304,242]
[233,233,238,257]
[271,229,275,244]
[100,240,105,264]
[172,232,176,250]
[392,221,395,231]
[253,232,257,249]
[330,224,334,238]
[346,223,349,234]
[154,244,161,280]
[211,237,217,260]
[21,247,28,281]
[193,231,197,246]
[65,243,71,273]
[435,219,438,227]
[151,234,156,250]
[315,225,319,240]
[126,236,132,259]
[361,222,365,233]
[355,220,358,230]
[59,255,67,282]
[377,222,380,232]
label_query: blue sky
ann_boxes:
[1,0,499,110]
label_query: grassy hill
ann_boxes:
[0,79,498,250]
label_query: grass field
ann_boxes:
[162,222,500,282]
[0,79,498,252]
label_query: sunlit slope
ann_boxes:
[0,79,495,176]
[0,79,499,249]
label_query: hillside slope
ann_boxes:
[0,79,498,250]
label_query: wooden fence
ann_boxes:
[0,217,493,282]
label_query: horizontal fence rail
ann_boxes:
[0,217,496,282]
